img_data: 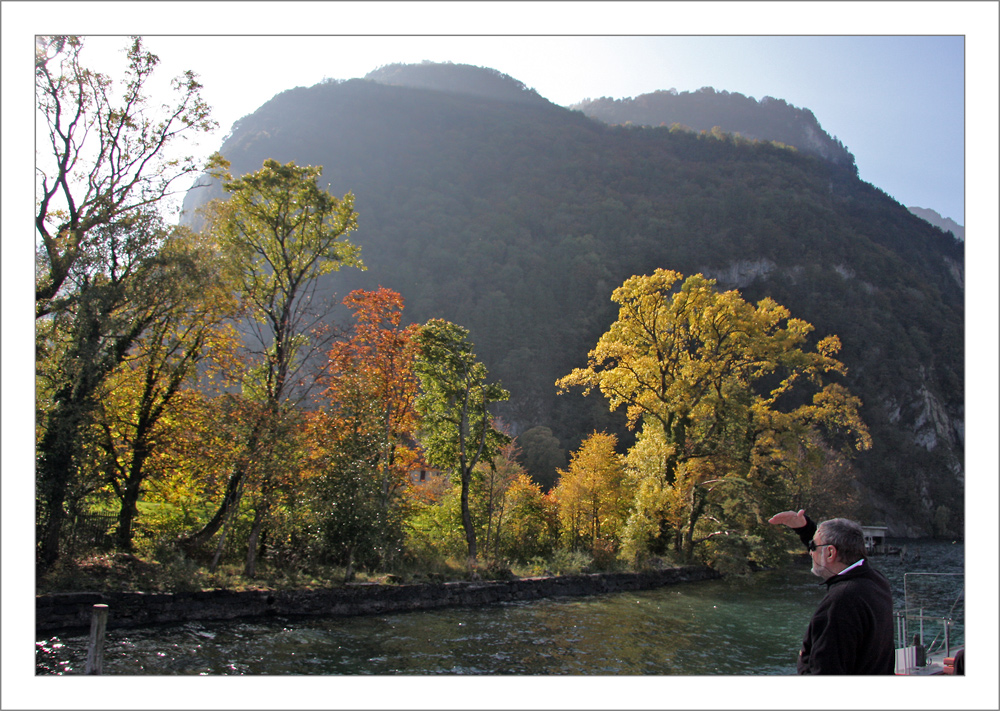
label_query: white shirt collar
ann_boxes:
[838,558,865,575]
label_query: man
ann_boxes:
[769,509,895,674]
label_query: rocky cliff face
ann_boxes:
[706,258,963,537]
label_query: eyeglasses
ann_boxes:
[807,540,831,552]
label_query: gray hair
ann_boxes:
[818,518,866,565]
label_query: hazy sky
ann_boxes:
[73,33,966,223]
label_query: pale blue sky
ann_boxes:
[72,33,965,223]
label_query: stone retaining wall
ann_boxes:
[36,566,720,633]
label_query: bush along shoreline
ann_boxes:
[36,566,721,633]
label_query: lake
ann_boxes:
[35,539,963,675]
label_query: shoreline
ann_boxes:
[36,565,720,634]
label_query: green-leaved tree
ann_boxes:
[414,319,509,564]
[180,159,362,577]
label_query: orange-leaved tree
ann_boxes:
[310,288,421,577]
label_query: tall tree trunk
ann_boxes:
[209,476,245,573]
[115,481,141,551]
[37,393,90,569]
[682,486,707,561]
[344,544,356,583]
[180,464,247,553]
[460,465,478,563]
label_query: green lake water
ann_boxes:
[36,539,962,675]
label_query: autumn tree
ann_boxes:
[87,228,239,549]
[180,159,362,578]
[557,269,871,567]
[473,440,524,563]
[310,288,421,577]
[35,210,215,565]
[496,473,558,563]
[34,35,218,567]
[414,319,509,564]
[552,432,630,552]
[323,289,421,513]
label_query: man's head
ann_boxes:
[810,518,866,579]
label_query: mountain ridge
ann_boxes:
[907,206,964,241]
[571,87,856,168]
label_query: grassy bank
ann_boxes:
[36,546,637,596]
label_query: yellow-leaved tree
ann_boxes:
[557,269,871,571]
[552,432,630,557]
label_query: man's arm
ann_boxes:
[769,509,817,549]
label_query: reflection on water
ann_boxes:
[36,539,962,675]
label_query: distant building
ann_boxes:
[408,464,449,500]
[862,525,890,554]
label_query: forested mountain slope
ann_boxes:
[908,206,965,241]
[571,87,856,168]
[182,63,964,536]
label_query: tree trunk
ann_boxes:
[460,465,478,562]
[682,486,707,561]
[244,500,268,578]
[37,399,86,569]
[180,465,247,553]
[115,446,151,551]
[115,482,141,551]
[344,544,356,583]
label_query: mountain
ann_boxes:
[570,87,856,168]
[908,206,964,242]
[181,63,964,536]
[364,61,548,106]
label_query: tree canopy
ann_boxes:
[414,319,509,562]
[558,269,871,566]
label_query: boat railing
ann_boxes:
[893,572,963,674]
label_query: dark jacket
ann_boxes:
[793,518,895,675]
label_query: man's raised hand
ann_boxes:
[768,509,807,528]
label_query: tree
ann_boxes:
[475,440,524,563]
[88,228,239,549]
[35,210,208,566]
[303,415,389,579]
[312,288,422,576]
[557,269,871,565]
[179,159,363,577]
[496,473,558,563]
[414,319,509,563]
[35,36,216,318]
[552,432,630,552]
[323,289,421,515]
[34,35,218,568]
